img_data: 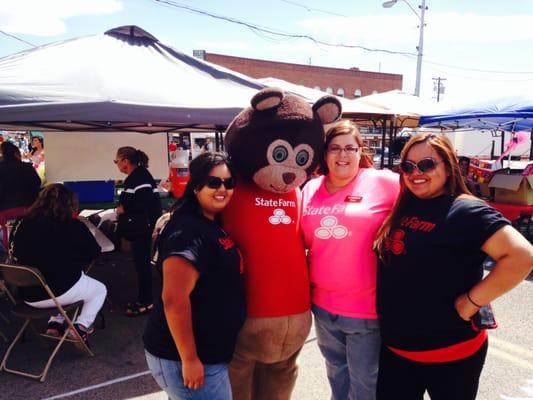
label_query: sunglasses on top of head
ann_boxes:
[399,158,442,175]
[205,176,236,190]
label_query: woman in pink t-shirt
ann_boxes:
[301,120,399,400]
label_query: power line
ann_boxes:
[0,29,37,48]
[151,0,417,56]
[424,58,533,75]
[152,0,533,76]
[279,0,348,17]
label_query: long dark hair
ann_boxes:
[1,141,21,161]
[170,151,235,217]
[25,183,78,222]
[117,146,149,168]
[30,136,44,155]
[318,120,373,175]
[374,132,472,260]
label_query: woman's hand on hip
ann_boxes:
[454,293,479,321]
[182,357,204,390]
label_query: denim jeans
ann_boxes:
[312,305,380,400]
[145,350,232,400]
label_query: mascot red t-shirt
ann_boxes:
[222,182,309,317]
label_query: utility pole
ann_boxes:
[432,77,446,102]
[382,0,427,97]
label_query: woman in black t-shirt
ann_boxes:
[373,133,533,400]
[143,152,245,400]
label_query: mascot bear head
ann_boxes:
[225,87,342,193]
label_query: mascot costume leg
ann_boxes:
[222,88,342,400]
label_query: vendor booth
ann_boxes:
[0,25,270,201]
[420,95,533,236]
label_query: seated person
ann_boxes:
[10,184,107,346]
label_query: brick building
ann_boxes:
[194,50,402,99]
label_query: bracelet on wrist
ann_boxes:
[466,291,482,308]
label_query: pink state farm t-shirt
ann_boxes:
[301,168,399,318]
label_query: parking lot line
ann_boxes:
[41,371,151,400]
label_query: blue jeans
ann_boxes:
[313,305,380,400]
[145,350,232,400]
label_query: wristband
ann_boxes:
[466,291,482,308]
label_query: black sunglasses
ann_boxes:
[205,176,236,190]
[400,158,442,174]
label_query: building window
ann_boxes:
[354,89,362,98]
[314,86,321,91]
[337,88,345,97]
[326,87,333,94]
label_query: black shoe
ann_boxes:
[125,301,153,317]
[45,321,65,337]
[67,323,93,349]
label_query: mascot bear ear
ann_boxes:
[313,95,342,125]
[251,87,284,111]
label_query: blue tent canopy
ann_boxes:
[419,95,533,132]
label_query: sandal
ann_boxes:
[125,302,153,317]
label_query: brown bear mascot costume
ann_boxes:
[222,87,342,400]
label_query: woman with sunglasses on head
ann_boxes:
[143,152,246,400]
[374,133,533,400]
[114,146,162,316]
[301,120,400,400]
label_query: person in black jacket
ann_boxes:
[11,183,107,346]
[115,146,162,316]
[0,141,41,212]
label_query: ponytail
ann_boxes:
[117,146,149,168]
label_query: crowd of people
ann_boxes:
[1,121,532,400]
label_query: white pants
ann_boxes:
[26,272,107,329]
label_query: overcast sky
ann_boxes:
[1,0,532,105]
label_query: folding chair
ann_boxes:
[0,262,93,382]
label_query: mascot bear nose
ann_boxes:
[283,172,296,185]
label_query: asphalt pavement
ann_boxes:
[0,251,531,400]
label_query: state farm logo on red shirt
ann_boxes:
[314,216,348,239]
[218,236,235,250]
[269,208,292,225]
[385,229,406,255]
[255,197,296,208]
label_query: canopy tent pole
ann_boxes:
[380,118,387,169]
[501,131,505,160]
[530,129,533,160]
[387,121,395,168]
[214,127,224,152]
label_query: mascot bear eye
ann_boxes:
[272,145,289,163]
[295,150,310,166]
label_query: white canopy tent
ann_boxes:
[0,25,266,133]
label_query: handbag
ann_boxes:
[117,213,151,241]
